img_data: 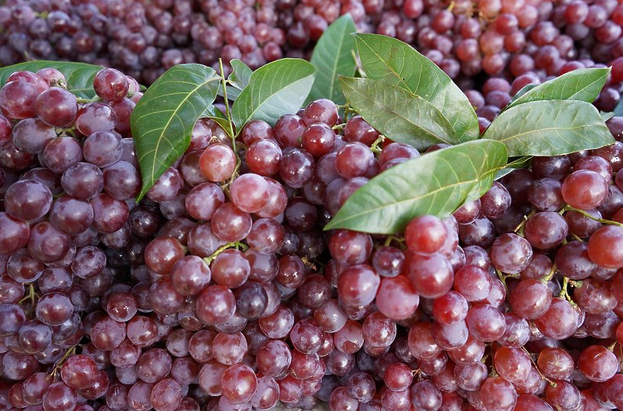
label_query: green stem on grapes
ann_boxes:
[521,346,557,387]
[217,59,242,194]
[561,205,623,228]
[513,218,527,236]
[540,263,557,284]
[514,210,534,237]
[607,341,618,352]
[480,353,489,364]
[75,96,102,104]
[570,233,584,243]
[332,123,346,131]
[495,268,519,289]
[370,135,386,155]
[66,129,77,139]
[559,276,569,298]
[381,234,406,249]
[49,346,77,378]
[338,103,357,120]
[57,126,78,139]
[18,283,39,307]
[235,242,249,252]
[218,58,236,141]
[558,276,579,308]
[222,160,241,196]
[204,241,247,265]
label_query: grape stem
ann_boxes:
[383,234,405,247]
[521,346,557,387]
[558,276,579,308]
[540,263,557,284]
[218,58,241,192]
[49,346,77,378]
[495,268,519,288]
[561,205,623,228]
[75,96,102,104]
[18,283,39,307]
[63,128,78,140]
[217,58,236,141]
[370,135,386,154]
[203,241,248,265]
[513,210,534,237]
[338,103,357,120]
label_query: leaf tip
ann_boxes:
[323,219,339,231]
[135,190,147,203]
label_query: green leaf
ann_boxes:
[231,59,316,129]
[506,68,610,109]
[307,14,357,105]
[507,83,538,106]
[229,59,252,90]
[325,140,508,234]
[601,111,615,122]
[131,64,220,201]
[219,59,253,101]
[340,77,457,149]
[354,33,479,142]
[614,99,623,117]
[0,60,102,98]
[483,100,614,157]
[494,156,533,180]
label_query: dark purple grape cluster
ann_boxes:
[2,63,623,411]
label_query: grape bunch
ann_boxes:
[1,62,623,411]
[3,0,623,94]
[0,0,290,85]
[0,0,369,86]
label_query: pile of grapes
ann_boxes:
[2,0,623,90]
[0,50,622,411]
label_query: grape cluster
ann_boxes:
[0,0,368,85]
[2,64,623,411]
[3,0,623,91]
[384,0,623,81]
[0,0,288,85]
[373,0,623,127]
